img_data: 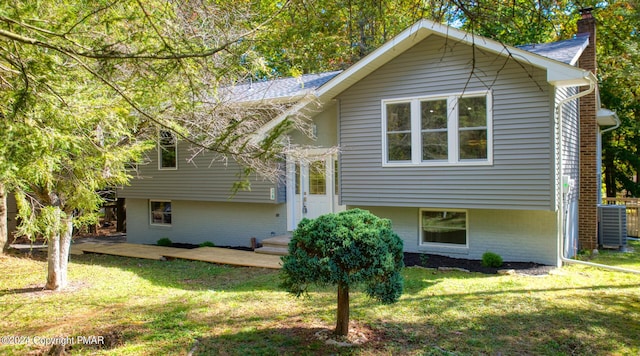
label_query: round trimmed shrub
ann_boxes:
[156,237,172,246]
[482,251,503,267]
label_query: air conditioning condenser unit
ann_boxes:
[597,205,627,249]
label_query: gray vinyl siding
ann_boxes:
[119,104,339,204]
[289,102,338,147]
[126,198,288,246]
[354,205,560,266]
[338,34,555,210]
[118,144,284,204]
[559,86,580,197]
[558,86,580,257]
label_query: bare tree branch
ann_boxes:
[0,0,291,61]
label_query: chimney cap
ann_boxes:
[579,7,594,18]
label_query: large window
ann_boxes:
[383,92,491,165]
[158,130,177,169]
[420,209,467,246]
[150,201,172,226]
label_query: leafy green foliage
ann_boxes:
[157,237,173,247]
[596,0,640,197]
[281,209,404,304]
[481,251,503,268]
[199,241,215,247]
[419,253,429,266]
[453,0,576,45]
[252,0,449,76]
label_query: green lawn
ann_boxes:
[1,243,639,355]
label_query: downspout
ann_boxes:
[600,117,621,133]
[556,72,640,274]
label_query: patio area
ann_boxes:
[70,242,283,269]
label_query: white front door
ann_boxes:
[287,151,345,230]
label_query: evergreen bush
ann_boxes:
[157,237,172,246]
[482,251,503,268]
[280,208,404,336]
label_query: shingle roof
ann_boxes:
[226,71,342,102]
[517,34,589,65]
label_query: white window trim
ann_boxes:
[419,208,468,248]
[150,200,172,227]
[158,130,178,170]
[382,91,493,167]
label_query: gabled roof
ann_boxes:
[316,20,591,104]
[256,19,594,135]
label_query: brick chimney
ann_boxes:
[577,7,598,251]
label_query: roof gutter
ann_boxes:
[556,72,640,274]
[599,108,621,133]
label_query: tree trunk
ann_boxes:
[116,198,126,232]
[46,225,62,290]
[335,282,350,336]
[0,183,7,254]
[45,209,73,291]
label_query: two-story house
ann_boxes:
[118,12,618,266]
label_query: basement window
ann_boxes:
[420,209,467,246]
[150,201,172,226]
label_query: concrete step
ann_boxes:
[261,235,291,248]
[255,235,291,256]
[254,246,289,256]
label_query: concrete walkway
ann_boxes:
[70,242,283,269]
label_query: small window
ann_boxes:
[421,99,448,161]
[386,102,412,161]
[150,201,172,225]
[458,96,488,160]
[309,161,326,195]
[420,209,466,246]
[158,130,177,169]
[295,163,301,195]
[334,159,339,196]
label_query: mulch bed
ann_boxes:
[404,252,554,275]
[153,243,553,275]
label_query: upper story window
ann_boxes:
[158,130,177,170]
[383,91,492,166]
